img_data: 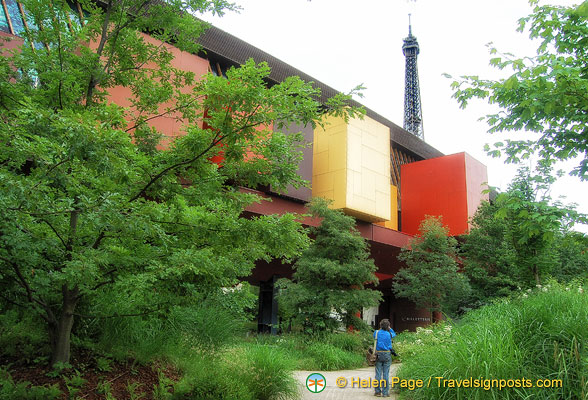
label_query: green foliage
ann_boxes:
[0,309,48,360]
[396,283,588,399]
[172,348,299,400]
[0,369,61,400]
[251,332,367,371]
[97,300,246,361]
[393,324,454,361]
[460,201,519,306]
[172,355,254,400]
[0,0,360,365]
[235,346,299,400]
[303,342,365,371]
[64,370,87,398]
[152,370,175,400]
[462,166,586,297]
[550,232,588,282]
[126,381,146,400]
[45,362,73,378]
[393,216,470,318]
[450,1,588,179]
[96,357,113,372]
[277,198,381,334]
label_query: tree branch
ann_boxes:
[66,208,80,252]
[129,131,225,202]
[85,0,113,105]
[0,256,55,324]
[0,292,28,308]
[124,97,199,133]
[41,218,68,249]
[92,231,106,249]
[73,307,161,319]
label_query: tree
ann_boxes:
[462,166,586,294]
[494,166,582,285]
[459,201,519,306]
[550,231,588,282]
[277,198,381,334]
[449,1,588,179]
[0,0,360,365]
[392,216,470,320]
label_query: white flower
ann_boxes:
[536,284,542,289]
[522,293,528,298]
[566,287,570,291]
[527,289,532,293]
[542,287,548,292]
[579,287,584,294]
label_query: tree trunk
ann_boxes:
[533,265,541,286]
[49,285,79,366]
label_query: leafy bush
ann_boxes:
[397,283,588,399]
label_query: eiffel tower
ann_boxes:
[402,15,424,140]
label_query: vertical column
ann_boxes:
[257,275,280,334]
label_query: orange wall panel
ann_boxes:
[107,32,210,145]
[401,152,487,236]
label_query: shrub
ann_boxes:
[397,283,588,399]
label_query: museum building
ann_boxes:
[0,1,489,332]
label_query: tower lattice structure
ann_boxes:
[402,19,424,140]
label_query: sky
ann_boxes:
[201,0,588,232]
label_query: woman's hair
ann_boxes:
[379,319,390,331]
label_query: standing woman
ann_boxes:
[373,319,396,397]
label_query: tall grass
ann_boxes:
[96,301,245,362]
[252,331,367,371]
[396,283,587,399]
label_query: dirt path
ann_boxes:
[294,364,400,399]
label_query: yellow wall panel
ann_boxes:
[313,114,391,222]
[314,172,334,193]
[346,115,391,222]
[376,185,399,230]
[313,151,329,176]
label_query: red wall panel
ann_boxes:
[401,152,487,236]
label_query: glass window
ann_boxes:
[0,3,10,33]
[4,0,24,35]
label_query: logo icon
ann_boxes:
[306,373,326,393]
